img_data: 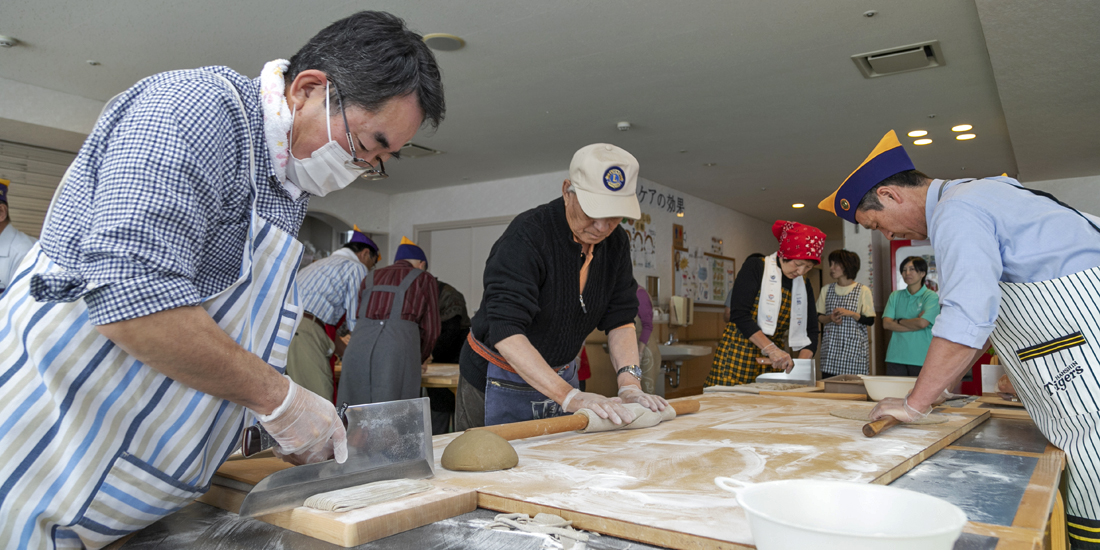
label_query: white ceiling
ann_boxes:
[1,0,1097,237]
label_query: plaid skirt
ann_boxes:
[707,289,791,386]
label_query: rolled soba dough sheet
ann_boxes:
[577,403,676,433]
[829,408,949,425]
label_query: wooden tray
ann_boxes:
[200,460,476,547]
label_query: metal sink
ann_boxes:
[658,344,712,361]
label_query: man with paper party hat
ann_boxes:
[820,131,1100,544]
[287,224,380,401]
[338,236,439,405]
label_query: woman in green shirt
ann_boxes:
[883,256,940,376]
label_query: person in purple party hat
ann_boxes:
[288,224,380,400]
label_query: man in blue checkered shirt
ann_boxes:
[0,11,444,547]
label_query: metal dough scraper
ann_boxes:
[236,397,433,518]
[754,358,817,386]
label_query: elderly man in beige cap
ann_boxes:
[455,143,667,429]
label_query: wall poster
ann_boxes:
[621,213,657,270]
[673,248,736,305]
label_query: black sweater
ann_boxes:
[460,197,638,388]
[728,253,819,353]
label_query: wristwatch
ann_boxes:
[616,365,643,380]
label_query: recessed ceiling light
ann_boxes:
[703,163,717,167]
[956,134,976,140]
[907,130,928,137]
[422,33,465,51]
[951,124,973,132]
[792,203,805,209]
[914,138,932,145]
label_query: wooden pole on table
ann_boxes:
[471,399,701,442]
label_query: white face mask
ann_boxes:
[285,82,367,197]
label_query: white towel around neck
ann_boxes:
[757,253,811,350]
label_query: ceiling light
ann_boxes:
[0,35,18,48]
[422,33,465,51]
[703,163,717,167]
[913,139,932,145]
[398,142,443,158]
[956,134,976,140]
[792,203,805,209]
[907,130,927,137]
[951,124,972,132]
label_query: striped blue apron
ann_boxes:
[988,266,1100,542]
[0,77,303,549]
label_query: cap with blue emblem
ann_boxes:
[818,130,915,224]
[568,143,641,220]
[0,178,8,204]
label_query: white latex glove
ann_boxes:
[256,376,348,466]
[762,343,794,373]
[561,388,635,425]
[618,385,669,412]
[869,396,932,423]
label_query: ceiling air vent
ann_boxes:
[852,40,945,78]
[399,142,443,159]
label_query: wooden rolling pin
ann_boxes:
[862,415,901,437]
[471,399,701,441]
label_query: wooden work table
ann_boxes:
[114,392,1064,550]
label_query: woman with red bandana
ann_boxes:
[707,221,825,386]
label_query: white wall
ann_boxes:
[1023,174,1100,217]
[308,185,391,235]
[378,171,776,306]
[387,171,563,258]
[627,178,776,305]
[0,76,104,135]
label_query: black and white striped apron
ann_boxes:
[0,76,303,549]
[989,266,1100,545]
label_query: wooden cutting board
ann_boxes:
[430,393,988,550]
[199,458,477,547]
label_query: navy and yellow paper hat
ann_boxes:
[349,224,379,253]
[818,130,915,223]
[394,236,427,263]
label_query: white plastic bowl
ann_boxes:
[715,478,967,550]
[859,375,918,401]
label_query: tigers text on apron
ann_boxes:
[819,283,869,376]
[988,266,1100,542]
[484,357,580,426]
[337,269,423,406]
[0,76,303,549]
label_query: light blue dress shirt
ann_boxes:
[0,223,36,294]
[296,247,369,330]
[927,176,1100,348]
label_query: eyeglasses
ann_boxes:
[331,82,388,180]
